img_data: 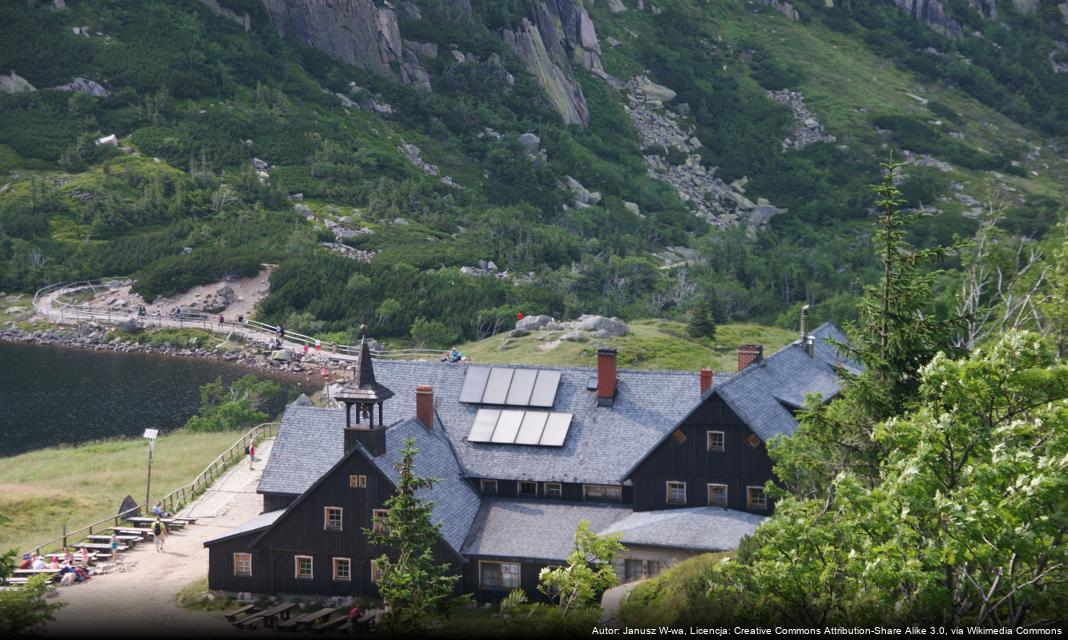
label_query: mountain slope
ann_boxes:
[0,0,1065,346]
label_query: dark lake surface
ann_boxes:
[0,341,305,457]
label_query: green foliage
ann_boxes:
[0,550,63,635]
[687,297,717,340]
[364,438,463,633]
[537,521,624,614]
[409,317,459,349]
[183,375,283,433]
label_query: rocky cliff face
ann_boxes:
[893,0,1040,37]
[258,0,430,89]
[500,0,604,127]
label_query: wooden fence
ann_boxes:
[28,422,278,556]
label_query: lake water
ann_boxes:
[0,341,304,457]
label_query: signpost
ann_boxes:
[143,428,158,511]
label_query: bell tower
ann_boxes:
[335,337,394,456]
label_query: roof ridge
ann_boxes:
[372,358,726,377]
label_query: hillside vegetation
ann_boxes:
[0,0,1065,348]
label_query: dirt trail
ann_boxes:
[81,268,272,321]
[44,442,275,637]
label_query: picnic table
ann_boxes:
[310,614,348,632]
[224,604,259,623]
[125,517,186,529]
[236,602,296,629]
[109,527,151,537]
[86,534,141,544]
[277,607,336,630]
[73,542,129,553]
[13,568,60,577]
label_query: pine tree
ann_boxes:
[365,438,461,633]
[687,298,717,340]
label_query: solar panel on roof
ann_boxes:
[481,368,515,404]
[529,370,561,407]
[539,412,573,447]
[491,410,525,443]
[515,411,549,445]
[468,409,501,442]
[505,369,538,406]
[459,367,492,403]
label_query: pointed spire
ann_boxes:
[336,336,395,403]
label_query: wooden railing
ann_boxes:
[32,280,446,360]
[27,422,278,557]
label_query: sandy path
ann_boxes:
[81,269,272,322]
[44,441,275,637]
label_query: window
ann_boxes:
[349,474,367,488]
[747,486,768,510]
[583,484,622,502]
[371,559,383,583]
[746,433,762,449]
[544,482,562,498]
[646,560,663,577]
[479,561,521,590]
[333,557,351,582]
[294,555,313,580]
[324,506,343,531]
[624,559,644,582]
[372,509,389,533]
[666,481,687,505]
[233,553,252,577]
[670,429,687,446]
[707,484,728,507]
[480,479,498,495]
[518,481,537,497]
[706,430,725,452]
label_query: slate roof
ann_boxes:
[368,416,481,553]
[204,509,285,546]
[258,405,346,496]
[461,498,632,562]
[714,322,859,443]
[336,338,395,403]
[599,507,765,551]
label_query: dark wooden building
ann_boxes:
[206,323,857,600]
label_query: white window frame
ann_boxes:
[349,474,367,488]
[707,483,728,507]
[666,481,687,505]
[294,555,313,580]
[478,560,521,590]
[233,552,252,577]
[332,557,351,582]
[543,482,563,498]
[706,430,725,452]
[747,485,768,510]
[324,506,343,531]
[372,509,389,533]
[583,484,623,502]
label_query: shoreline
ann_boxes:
[0,323,330,390]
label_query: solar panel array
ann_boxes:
[467,409,574,447]
[459,367,561,408]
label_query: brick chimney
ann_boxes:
[597,347,617,407]
[700,368,713,394]
[416,386,434,430]
[737,344,763,372]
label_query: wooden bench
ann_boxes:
[310,615,348,632]
[277,607,336,630]
[236,602,296,629]
[125,517,186,529]
[224,604,258,622]
[108,527,151,537]
[2,577,30,585]
[86,534,141,544]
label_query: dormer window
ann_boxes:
[480,479,498,495]
[706,431,725,452]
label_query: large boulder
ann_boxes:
[516,314,554,331]
[271,349,292,362]
[52,77,111,98]
[561,331,587,342]
[0,71,35,94]
[572,314,629,336]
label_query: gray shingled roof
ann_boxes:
[258,405,345,496]
[204,509,285,546]
[599,507,765,551]
[461,498,632,561]
[715,323,859,442]
[369,417,481,553]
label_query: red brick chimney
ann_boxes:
[597,347,617,407]
[700,368,713,394]
[737,345,764,372]
[416,386,434,430]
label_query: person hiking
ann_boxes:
[109,533,119,561]
[152,516,168,553]
[315,338,321,351]
[247,439,256,470]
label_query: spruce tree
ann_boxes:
[365,438,461,633]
